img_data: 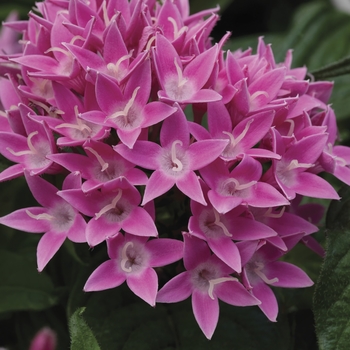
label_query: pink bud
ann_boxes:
[29,327,56,350]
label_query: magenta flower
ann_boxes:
[80,60,176,149]
[0,105,58,182]
[32,82,110,147]
[58,177,157,247]
[238,240,313,321]
[199,155,289,213]
[48,139,147,192]
[188,181,277,272]
[0,171,86,271]
[84,233,184,307]
[153,34,222,104]
[115,107,228,205]
[157,233,260,339]
[271,128,340,200]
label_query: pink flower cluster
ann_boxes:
[0,0,349,339]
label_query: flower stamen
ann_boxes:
[174,58,187,88]
[171,140,183,171]
[107,51,133,79]
[222,119,254,149]
[210,208,232,237]
[95,189,123,219]
[284,119,295,137]
[106,87,140,125]
[222,177,257,194]
[85,147,109,172]
[250,90,269,102]
[7,131,39,156]
[284,159,314,172]
[167,17,187,39]
[254,261,279,284]
[121,241,133,272]
[208,277,238,299]
[26,209,54,221]
[56,106,92,136]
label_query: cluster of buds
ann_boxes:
[0,0,349,339]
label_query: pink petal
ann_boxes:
[122,207,158,237]
[160,107,189,148]
[37,230,66,272]
[266,261,314,288]
[142,101,177,128]
[114,141,161,170]
[0,207,51,233]
[127,267,158,306]
[215,280,260,306]
[252,282,278,322]
[86,218,121,247]
[157,272,192,303]
[117,127,141,149]
[142,170,174,205]
[0,163,25,181]
[248,182,290,207]
[185,89,222,104]
[183,233,211,270]
[192,289,219,340]
[292,172,340,199]
[184,44,218,91]
[95,73,123,114]
[176,171,206,205]
[208,238,241,273]
[66,213,87,243]
[147,238,184,267]
[230,217,277,240]
[84,260,125,291]
[208,190,242,214]
[187,139,228,170]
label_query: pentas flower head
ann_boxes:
[0,0,350,341]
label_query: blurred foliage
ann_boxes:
[314,187,350,349]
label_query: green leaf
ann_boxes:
[313,186,350,349]
[69,308,101,350]
[0,249,59,313]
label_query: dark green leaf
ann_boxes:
[69,308,101,350]
[0,250,59,313]
[313,186,350,349]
